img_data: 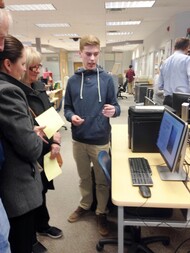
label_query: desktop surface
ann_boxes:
[111,124,190,209]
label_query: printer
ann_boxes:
[128,105,175,152]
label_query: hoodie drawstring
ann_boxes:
[97,68,101,102]
[80,68,101,102]
[80,72,84,99]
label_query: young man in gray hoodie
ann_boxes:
[64,35,120,236]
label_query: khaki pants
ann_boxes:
[73,140,110,214]
[128,80,134,94]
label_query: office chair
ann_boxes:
[96,151,133,251]
[117,80,128,99]
[56,97,67,130]
[96,150,171,253]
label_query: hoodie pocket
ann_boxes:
[72,115,109,140]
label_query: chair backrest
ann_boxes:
[118,81,127,93]
[98,151,111,184]
[123,80,128,90]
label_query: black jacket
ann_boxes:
[24,81,54,190]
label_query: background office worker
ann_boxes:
[0,35,46,253]
[125,64,135,94]
[0,6,12,253]
[158,37,190,107]
[21,46,63,253]
[64,35,120,236]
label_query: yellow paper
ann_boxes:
[44,152,62,181]
[35,107,65,139]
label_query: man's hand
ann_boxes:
[71,115,85,126]
[102,104,115,118]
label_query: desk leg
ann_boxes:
[118,206,124,253]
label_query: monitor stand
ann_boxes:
[157,165,189,181]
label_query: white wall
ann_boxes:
[174,11,190,38]
[133,11,190,79]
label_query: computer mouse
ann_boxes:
[139,185,151,198]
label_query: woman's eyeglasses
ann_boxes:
[29,64,42,72]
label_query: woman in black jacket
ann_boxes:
[21,46,63,252]
[0,35,46,253]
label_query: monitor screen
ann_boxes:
[156,108,188,181]
[172,92,190,116]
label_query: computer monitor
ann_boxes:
[156,108,189,181]
[172,92,190,116]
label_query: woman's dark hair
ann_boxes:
[0,34,24,66]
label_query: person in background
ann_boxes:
[158,37,190,107]
[0,5,12,253]
[64,35,120,236]
[126,64,135,95]
[152,67,164,105]
[21,46,63,253]
[42,67,53,89]
[0,35,46,253]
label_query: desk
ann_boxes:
[111,124,190,253]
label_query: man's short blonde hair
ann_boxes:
[80,35,100,51]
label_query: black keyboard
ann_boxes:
[128,157,153,186]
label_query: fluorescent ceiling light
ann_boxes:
[36,23,70,28]
[41,48,55,53]
[12,34,26,39]
[22,41,32,46]
[107,39,129,43]
[107,31,133,36]
[106,21,141,26]
[112,44,138,51]
[6,4,56,11]
[105,1,155,9]
[53,33,79,37]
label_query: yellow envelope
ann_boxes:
[35,107,65,139]
[44,152,62,181]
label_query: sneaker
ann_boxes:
[32,241,47,253]
[38,226,63,239]
[68,206,89,223]
[97,214,109,236]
